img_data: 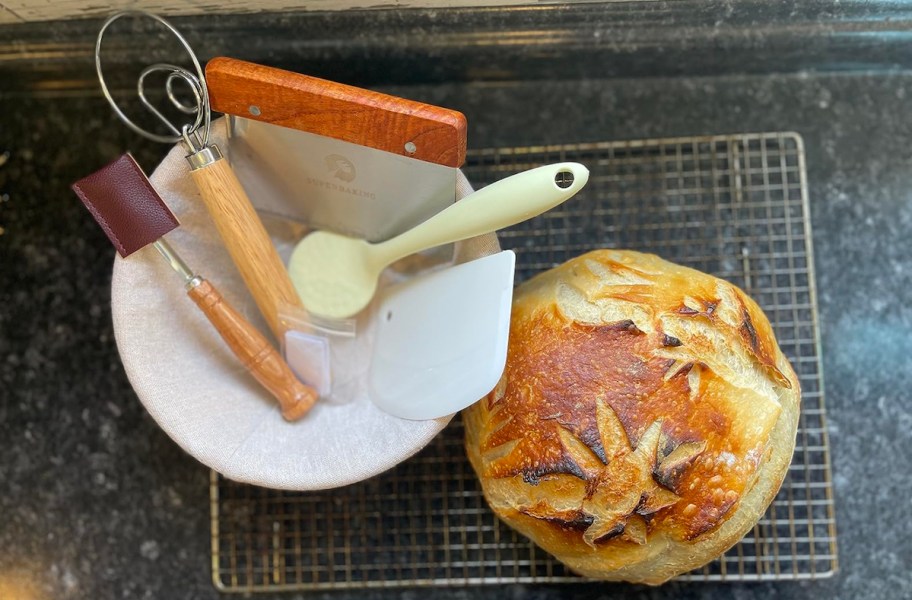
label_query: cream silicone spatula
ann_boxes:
[288,162,589,319]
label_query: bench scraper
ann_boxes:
[206,57,467,242]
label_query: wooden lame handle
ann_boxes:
[189,157,302,339]
[187,278,318,421]
[206,56,467,168]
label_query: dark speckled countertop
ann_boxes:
[2,3,912,599]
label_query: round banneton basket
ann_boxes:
[110,120,499,490]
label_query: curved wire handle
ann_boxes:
[95,10,211,151]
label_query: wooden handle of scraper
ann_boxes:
[189,157,302,339]
[188,278,317,421]
[206,57,467,168]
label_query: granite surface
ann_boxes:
[2,12,912,600]
[4,1,912,93]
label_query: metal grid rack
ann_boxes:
[210,132,838,591]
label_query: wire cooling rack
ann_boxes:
[210,132,838,591]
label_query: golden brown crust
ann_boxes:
[463,249,800,584]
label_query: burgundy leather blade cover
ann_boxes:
[71,153,179,257]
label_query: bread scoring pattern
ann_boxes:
[483,395,709,547]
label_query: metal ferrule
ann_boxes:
[186,144,222,170]
[153,239,196,285]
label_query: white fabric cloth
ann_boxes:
[111,119,499,490]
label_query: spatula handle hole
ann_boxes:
[555,170,574,189]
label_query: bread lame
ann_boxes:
[72,153,318,421]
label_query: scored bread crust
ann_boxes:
[463,249,800,585]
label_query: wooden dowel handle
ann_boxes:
[187,278,317,421]
[189,156,303,339]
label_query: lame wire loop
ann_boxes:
[95,10,212,151]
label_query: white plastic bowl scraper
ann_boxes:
[367,251,516,420]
